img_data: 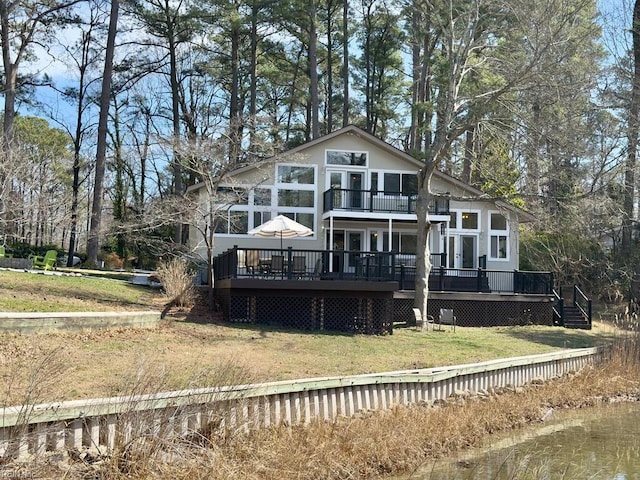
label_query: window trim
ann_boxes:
[275,163,316,186]
[487,210,510,261]
[450,209,482,232]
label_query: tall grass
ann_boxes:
[155,258,196,308]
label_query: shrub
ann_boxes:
[155,257,196,308]
[103,252,124,270]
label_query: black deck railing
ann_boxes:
[214,247,554,295]
[322,188,450,215]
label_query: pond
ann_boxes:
[405,402,640,479]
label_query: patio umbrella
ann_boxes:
[248,214,313,249]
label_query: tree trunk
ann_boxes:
[229,9,241,163]
[326,0,334,132]
[414,160,437,320]
[309,0,319,139]
[623,0,640,254]
[342,0,349,127]
[87,0,119,265]
[169,23,184,244]
[68,30,92,267]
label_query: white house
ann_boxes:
[189,125,533,272]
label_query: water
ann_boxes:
[409,403,640,479]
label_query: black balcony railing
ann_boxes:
[322,188,450,215]
[214,246,554,295]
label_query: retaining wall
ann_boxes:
[0,347,606,458]
[0,311,161,334]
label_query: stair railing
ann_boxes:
[573,284,592,328]
[552,289,564,326]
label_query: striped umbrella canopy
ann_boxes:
[248,214,313,249]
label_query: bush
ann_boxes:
[103,252,124,270]
[155,258,196,308]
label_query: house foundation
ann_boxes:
[215,278,396,334]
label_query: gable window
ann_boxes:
[489,212,509,260]
[402,174,418,195]
[326,150,367,166]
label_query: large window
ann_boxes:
[277,165,314,184]
[461,212,478,229]
[277,211,314,229]
[216,186,248,205]
[489,212,509,260]
[383,232,417,254]
[277,189,315,207]
[449,210,481,232]
[213,186,251,235]
[212,164,316,236]
[214,211,248,234]
[276,163,316,232]
[253,188,271,206]
[370,171,418,195]
[326,150,367,166]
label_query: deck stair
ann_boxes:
[554,285,592,330]
[562,304,591,329]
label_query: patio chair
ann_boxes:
[413,308,434,331]
[245,250,261,276]
[439,308,457,332]
[0,246,11,258]
[31,249,57,271]
[291,256,306,278]
[312,257,323,279]
[270,255,285,278]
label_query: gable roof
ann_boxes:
[187,124,535,222]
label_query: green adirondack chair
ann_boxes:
[0,246,11,258]
[31,249,58,270]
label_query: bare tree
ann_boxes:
[622,0,640,254]
[87,0,119,265]
[0,0,82,229]
[412,0,601,320]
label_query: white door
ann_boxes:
[327,170,365,209]
[447,234,478,269]
[346,231,364,271]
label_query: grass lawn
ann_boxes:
[0,269,620,405]
[0,270,164,312]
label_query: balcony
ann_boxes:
[322,188,450,215]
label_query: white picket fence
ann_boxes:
[0,347,606,458]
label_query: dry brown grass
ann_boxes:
[154,258,197,308]
[0,320,615,406]
[28,334,640,480]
